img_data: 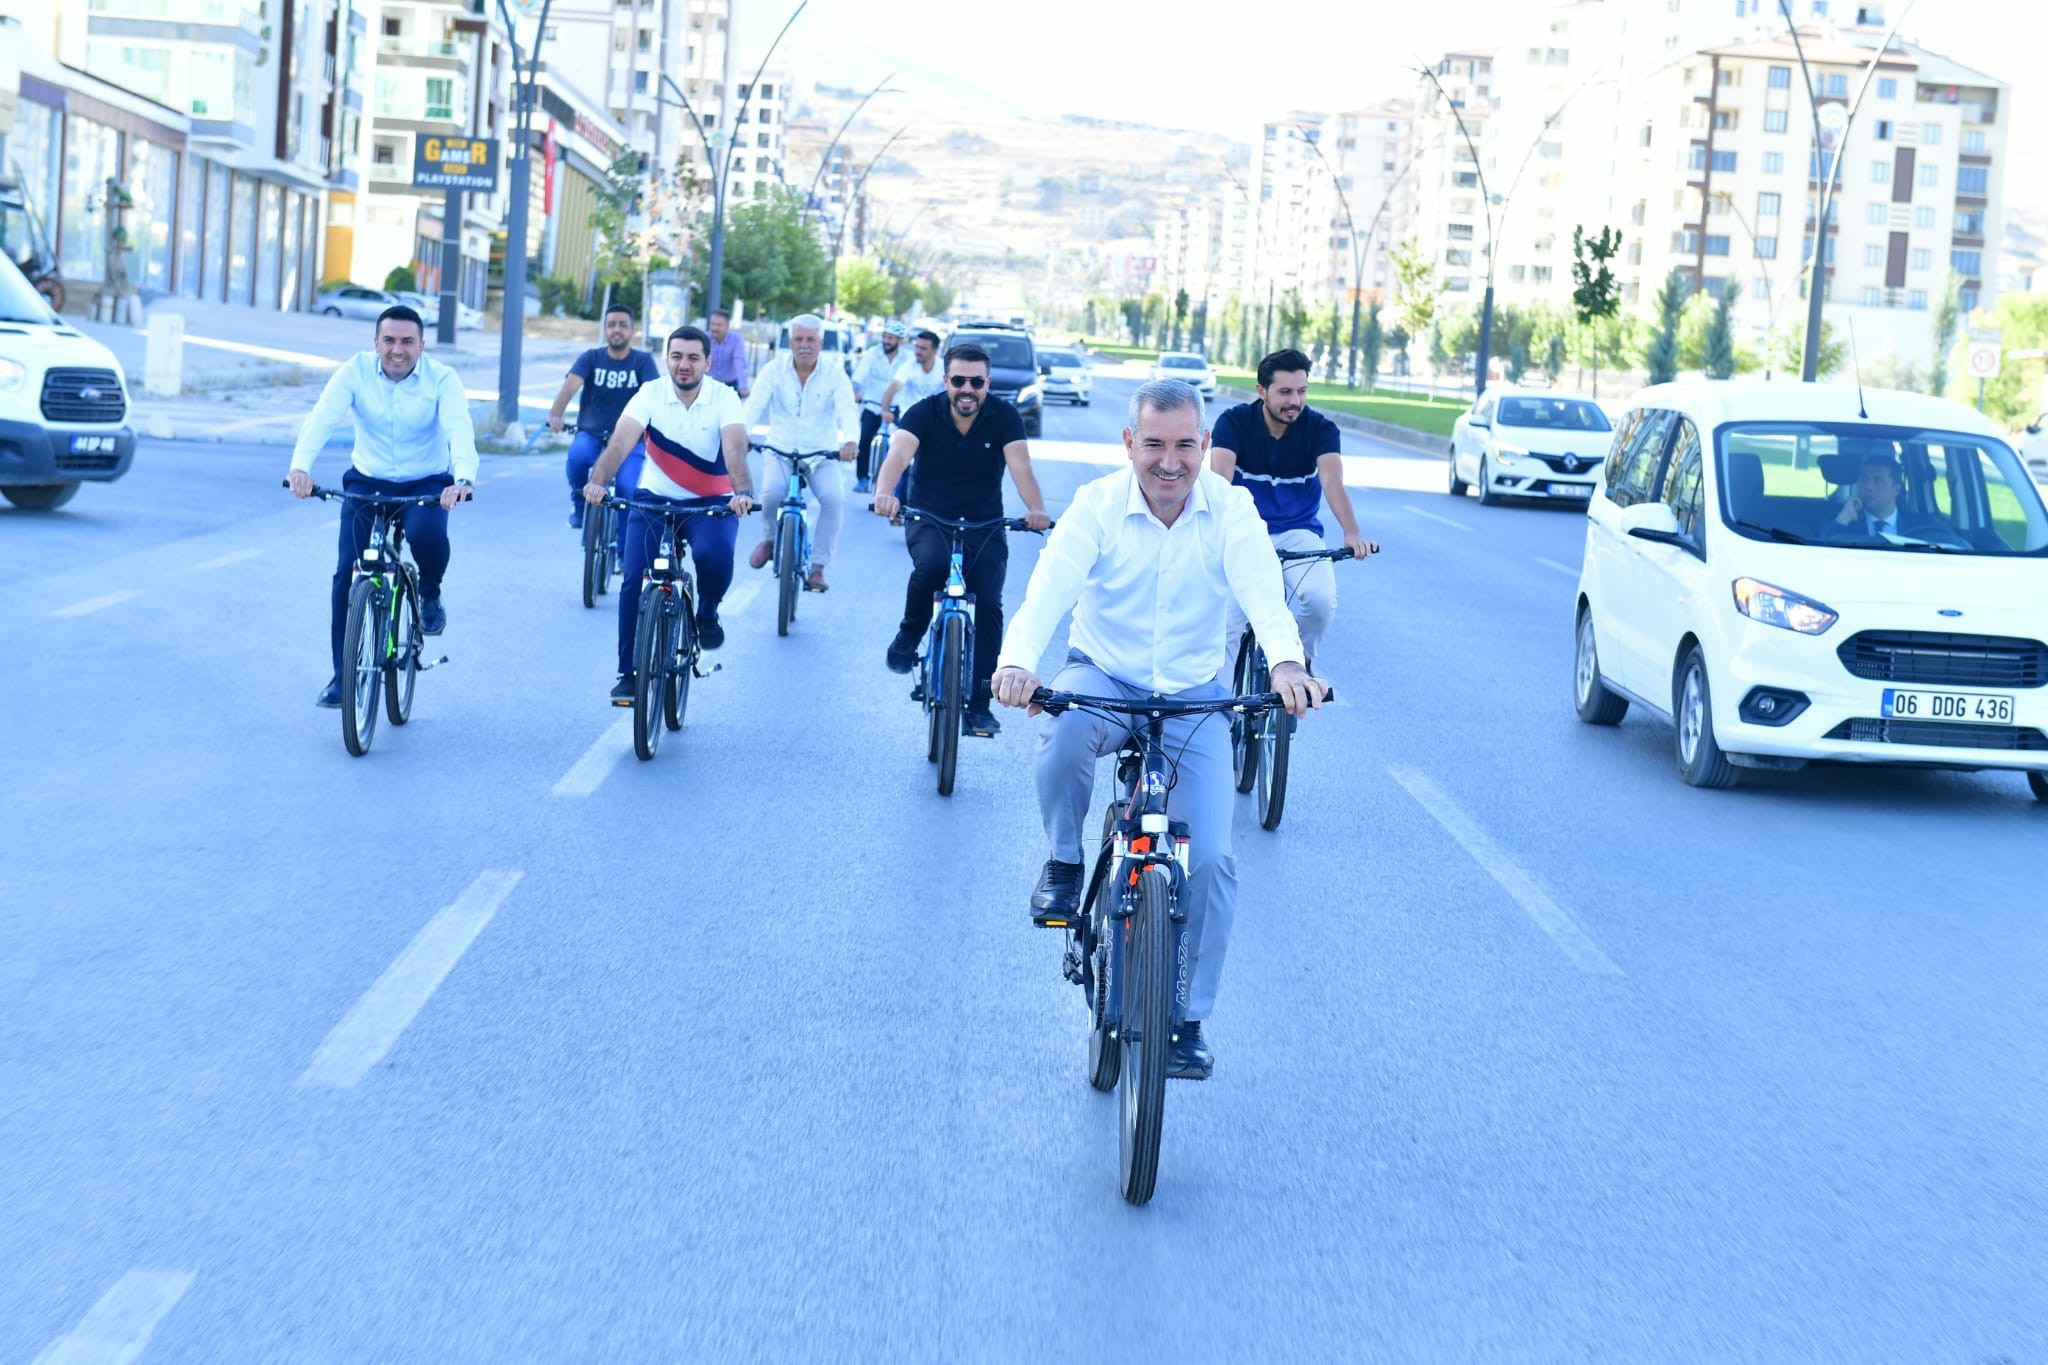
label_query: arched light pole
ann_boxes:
[802,75,901,227]
[1415,59,1499,399]
[831,123,911,266]
[493,0,557,424]
[1218,164,1265,356]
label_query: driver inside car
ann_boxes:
[1821,443,1952,543]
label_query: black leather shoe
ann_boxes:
[315,677,342,708]
[965,704,1001,737]
[1168,1020,1213,1080]
[420,596,447,635]
[697,616,725,650]
[1030,859,1084,925]
[885,627,920,674]
[610,673,635,704]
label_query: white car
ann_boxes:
[1150,351,1215,401]
[315,284,397,320]
[1036,346,1092,406]
[0,252,135,509]
[1572,379,2048,798]
[2014,412,2048,485]
[1450,387,1614,506]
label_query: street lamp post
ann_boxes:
[493,0,557,426]
[1218,165,1260,362]
[1283,126,1367,387]
[832,123,912,266]
[1416,60,1499,400]
[802,75,901,228]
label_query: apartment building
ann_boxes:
[1402,50,1496,308]
[725,69,785,205]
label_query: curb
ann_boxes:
[1214,384,1452,459]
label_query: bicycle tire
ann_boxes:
[632,587,668,760]
[936,611,965,796]
[1118,864,1172,1205]
[1232,636,1264,794]
[923,621,943,764]
[581,503,606,608]
[340,577,383,757]
[775,514,797,637]
[1085,802,1121,1093]
[383,571,419,726]
[1256,702,1291,831]
[664,594,693,731]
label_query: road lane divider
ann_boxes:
[1388,767,1623,977]
[1537,557,1579,578]
[552,719,631,798]
[33,1268,196,1365]
[721,579,763,618]
[193,548,265,572]
[298,869,523,1089]
[49,590,144,619]
[1400,505,1473,533]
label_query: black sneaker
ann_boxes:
[965,704,1001,737]
[610,673,635,704]
[1168,1021,1214,1080]
[316,676,342,708]
[1030,858,1084,925]
[420,596,447,635]
[697,616,725,650]
[885,627,920,674]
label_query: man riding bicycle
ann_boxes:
[992,380,1326,1080]
[850,321,907,495]
[1208,348,1377,672]
[582,325,754,700]
[548,303,658,530]
[287,304,475,708]
[744,313,858,592]
[871,340,1052,738]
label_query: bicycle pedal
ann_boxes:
[417,655,449,671]
[693,661,722,677]
[612,696,634,708]
[1033,916,1075,929]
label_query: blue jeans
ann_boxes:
[330,469,452,677]
[616,498,737,675]
[568,431,644,515]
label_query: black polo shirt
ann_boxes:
[898,393,1025,520]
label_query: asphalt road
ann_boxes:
[6,375,2046,1360]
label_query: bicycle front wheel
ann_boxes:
[1118,864,1172,1205]
[1085,803,1121,1093]
[383,572,419,726]
[1232,636,1264,794]
[340,577,383,757]
[632,587,669,760]
[581,503,607,608]
[923,623,942,764]
[1256,703,1292,831]
[775,515,798,637]
[664,595,694,732]
[935,612,965,796]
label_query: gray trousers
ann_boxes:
[1225,526,1337,678]
[1034,655,1239,1020]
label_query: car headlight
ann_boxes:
[1732,577,1838,635]
[1495,443,1531,459]
[1018,383,1042,404]
[0,358,25,393]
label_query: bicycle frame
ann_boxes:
[758,447,836,579]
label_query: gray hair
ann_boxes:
[1126,379,1203,431]
[787,312,825,334]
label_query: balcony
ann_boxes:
[377,35,468,71]
[369,161,410,181]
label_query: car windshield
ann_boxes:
[959,334,1033,368]
[0,253,53,322]
[1717,421,2048,556]
[1498,397,1609,431]
[1040,350,1080,367]
[1160,355,1205,369]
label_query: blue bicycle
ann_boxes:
[902,509,1048,796]
[755,443,838,637]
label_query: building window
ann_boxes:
[1951,249,1982,277]
[1955,209,1984,234]
[1866,202,1886,225]
[1764,151,1783,174]
[1753,277,1771,299]
[1873,121,1892,141]
[1444,248,1471,266]
[1962,129,1985,153]
[1444,276,1470,291]
[1447,223,1474,240]
[1509,264,1526,282]
[634,70,648,93]
[1705,234,1731,256]
[1864,244,1883,267]
[1769,65,1791,89]
[1960,287,1979,309]
[1919,162,1938,188]
[1910,247,1930,270]
[1878,77,1897,99]
[1764,109,1788,133]
[1712,149,1736,172]
[382,15,399,35]
[1859,285,1880,306]
[1957,165,1988,194]
[1757,191,1781,216]
[1908,289,1927,309]
[1714,110,1737,131]
[1920,122,1940,145]
[1532,265,1552,284]
[1717,67,1739,86]
[424,77,454,121]
[1870,159,1889,184]
[59,114,120,282]
[1820,73,1846,97]
[1756,235,1778,258]
[1914,205,1934,227]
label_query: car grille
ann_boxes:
[54,450,121,473]
[1836,631,2048,689]
[41,368,127,424]
[1824,718,2048,751]
[1532,453,1600,475]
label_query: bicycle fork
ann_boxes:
[1100,798,1195,1040]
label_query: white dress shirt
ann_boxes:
[999,466,1306,694]
[289,351,479,483]
[851,344,902,411]
[890,356,945,411]
[744,351,858,451]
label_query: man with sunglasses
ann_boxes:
[871,342,1050,738]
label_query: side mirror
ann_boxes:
[1469,416,1489,430]
[1621,499,1686,545]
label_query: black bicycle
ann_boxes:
[1034,685,1313,1205]
[901,509,1049,796]
[292,482,455,757]
[1231,545,1354,830]
[609,494,736,761]
[580,474,625,610]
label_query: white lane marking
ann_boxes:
[1389,767,1623,977]
[194,548,264,572]
[33,1268,196,1365]
[1537,557,1579,578]
[1401,504,1473,533]
[552,719,632,798]
[298,870,523,1089]
[721,579,763,617]
[49,590,143,618]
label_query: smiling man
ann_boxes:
[991,379,1326,1080]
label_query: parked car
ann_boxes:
[1150,351,1216,401]
[1572,379,2048,799]
[944,321,1043,437]
[2013,412,2048,485]
[1036,346,1092,406]
[316,285,398,321]
[390,289,484,331]
[0,251,136,510]
[1449,387,1614,506]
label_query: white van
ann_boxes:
[0,253,136,509]
[1572,380,2048,799]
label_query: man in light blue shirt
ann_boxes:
[288,304,477,707]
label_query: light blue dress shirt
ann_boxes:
[289,351,480,483]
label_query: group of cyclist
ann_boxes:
[287,301,1376,1079]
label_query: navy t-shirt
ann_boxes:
[570,346,659,437]
[1212,400,1341,534]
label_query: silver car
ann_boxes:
[315,285,398,321]
[391,289,485,332]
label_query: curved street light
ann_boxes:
[1414,58,1500,399]
[802,76,902,228]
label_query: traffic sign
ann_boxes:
[412,136,500,192]
[1965,341,2001,380]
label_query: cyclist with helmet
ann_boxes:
[852,322,909,494]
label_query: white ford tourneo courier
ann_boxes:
[1573,381,2048,798]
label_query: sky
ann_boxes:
[737,0,2048,212]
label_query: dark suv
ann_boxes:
[944,322,1042,438]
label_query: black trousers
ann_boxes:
[856,407,884,482]
[330,470,451,676]
[901,520,1007,704]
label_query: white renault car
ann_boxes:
[1036,346,1092,405]
[1572,380,2048,799]
[1449,387,1613,505]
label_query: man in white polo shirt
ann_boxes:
[584,324,754,701]
[992,379,1327,1080]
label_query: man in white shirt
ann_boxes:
[849,321,907,494]
[992,379,1327,1080]
[584,325,754,701]
[287,304,477,708]
[878,330,946,509]
[744,314,858,591]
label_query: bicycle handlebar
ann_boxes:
[1030,687,1334,717]
[902,508,1053,533]
[604,494,740,517]
[1277,546,1356,562]
[285,479,461,507]
[750,444,840,461]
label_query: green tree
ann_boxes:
[688,186,829,319]
[1943,291,2048,425]
[1278,288,1311,350]
[1675,289,1719,371]
[1171,288,1189,350]
[1142,292,1165,345]
[1358,303,1385,391]
[1930,270,1964,395]
[1390,236,1435,375]
[587,150,648,316]
[921,280,954,316]
[889,273,922,317]
[1646,268,1690,385]
[835,255,892,319]
[1767,317,1847,382]
[1121,297,1145,343]
[384,265,418,293]
[1544,331,1568,385]
[1569,224,1623,394]
[1702,281,1741,380]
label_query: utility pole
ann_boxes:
[494,0,555,428]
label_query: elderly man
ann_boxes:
[745,314,859,591]
[992,380,1327,1080]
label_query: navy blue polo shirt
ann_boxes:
[1212,400,1341,534]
